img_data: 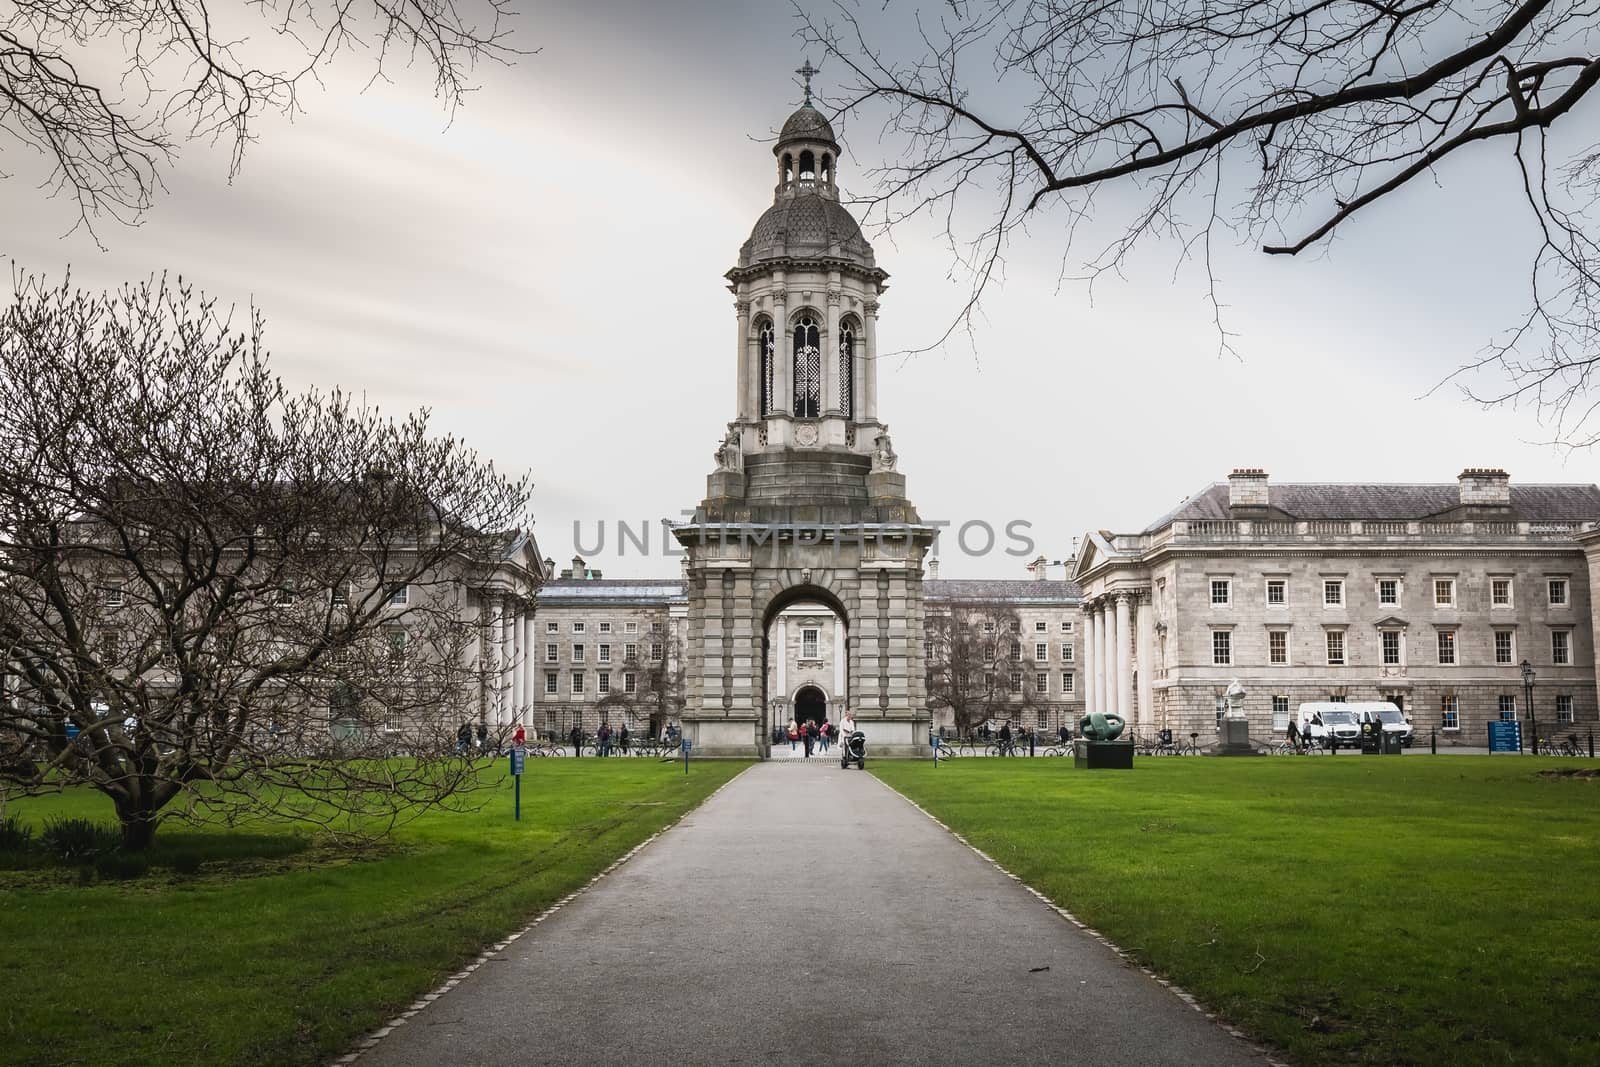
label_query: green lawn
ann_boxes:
[0,759,746,1067]
[873,756,1600,1066]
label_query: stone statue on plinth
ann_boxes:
[1216,678,1260,755]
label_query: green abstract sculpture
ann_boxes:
[1079,711,1127,741]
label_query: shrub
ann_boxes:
[94,851,149,881]
[40,817,117,861]
[0,815,34,853]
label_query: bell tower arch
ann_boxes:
[675,85,934,758]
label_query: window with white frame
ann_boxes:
[545,643,558,663]
[1009,670,1023,691]
[1549,578,1569,605]
[1552,629,1572,665]
[1324,579,1344,606]
[982,621,996,634]
[1499,694,1517,720]
[547,621,559,633]
[924,640,934,659]
[100,629,121,661]
[625,621,638,633]
[387,585,409,606]
[1437,630,1456,665]
[1434,578,1455,607]
[1268,630,1289,665]
[1010,641,1023,661]
[1381,630,1402,666]
[1487,630,1512,665]
[597,672,610,693]
[625,672,637,694]
[1272,696,1290,732]
[598,644,611,663]
[625,643,637,661]
[1035,672,1049,694]
[104,585,125,607]
[1326,630,1345,665]
[1329,693,1346,703]
[1266,579,1286,606]
[1034,621,1047,633]
[1212,630,1232,665]
[1061,621,1074,633]
[802,628,819,659]
[1062,643,1074,662]
[571,670,585,695]
[651,621,662,633]
[1557,695,1574,722]
[572,622,585,634]
[651,643,663,661]
[984,646,996,664]
[1062,672,1074,694]
[1492,578,1513,606]
[572,643,585,663]
[1037,709,1049,728]
[545,672,558,695]
[1378,579,1399,605]
[599,622,612,634]
[1215,696,1228,726]
[1211,579,1231,605]
[1035,642,1048,660]
[1442,694,1460,730]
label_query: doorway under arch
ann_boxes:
[761,585,850,757]
[794,685,827,728]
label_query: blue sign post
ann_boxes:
[1487,721,1522,754]
[682,737,693,776]
[510,745,526,821]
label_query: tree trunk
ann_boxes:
[116,802,160,851]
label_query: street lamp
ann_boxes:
[1520,659,1537,755]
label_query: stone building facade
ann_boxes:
[1074,468,1600,745]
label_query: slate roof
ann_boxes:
[539,579,687,604]
[777,105,839,150]
[738,193,876,269]
[1144,482,1600,533]
[925,579,1082,602]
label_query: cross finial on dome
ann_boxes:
[796,59,818,106]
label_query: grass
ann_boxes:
[872,755,1600,1066]
[0,759,747,1067]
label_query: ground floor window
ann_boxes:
[1036,709,1048,728]
[1272,696,1289,732]
[1498,695,1517,721]
[1441,695,1460,731]
[1557,695,1574,723]
[545,710,558,734]
[1214,696,1227,727]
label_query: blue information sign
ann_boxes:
[510,746,526,776]
[1488,720,1522,753]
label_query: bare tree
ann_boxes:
[801,0,1600,445]
[1,0,521,234]
[0,269,533,849]
[925,602,1042,736]
[597,629,686,740]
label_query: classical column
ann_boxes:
[834,615,847,706]
[774,613,788,711]
[772,285,791,414]
[735,299,752,419]
[1082,608,1097,716]
[485,595,504,726]
[863,299,879,420]
[510,605,524,716]
[499,598,516,726]
[1096,602,1111,715]
[1135,592,1154,727]
[823,286,841,414]
[1115,593,1134,724]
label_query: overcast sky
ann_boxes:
[1,0,1589,578]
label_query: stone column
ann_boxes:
[522,610,536,718]
[1096,602,1111,715]
[1115,593,1133,725]
[774,611,788,707]
[1135,593,1154,726]
[510,605,524,716]
[500,598,517,726]
[863,300,880,420]
[735,299,751,419]
[823,285,841,414]
[772,284,791,415]
[834,614,847,706]
[486,596,504,726]
[1082,608,1097,717]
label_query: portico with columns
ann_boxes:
[1077,582,1156,727]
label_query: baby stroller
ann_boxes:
[840,731,866,770]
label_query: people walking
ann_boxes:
[999,720,1013,756]
[597,721,612,757]
[570,722,583,757]
[619,723,631,754]
[476,722,489,756]
[788,720,799,752]
[802,720,815,758]
[818,718,831,754]
[1287,718,1302,754]
[456,721,472,755]
[512,722,526,748]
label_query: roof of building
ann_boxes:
[538,579,687,604]
[1144,482,1600,532]
[738,193,876,270]
[925,579,1082,603]
[777,105,839,150]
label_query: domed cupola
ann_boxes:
[734,68,879,272]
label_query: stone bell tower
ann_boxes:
[673,77,935,758]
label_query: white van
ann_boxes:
[1296,702,1363,750]
[1354,703,1414,747]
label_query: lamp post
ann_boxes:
[1520,659,1537,755]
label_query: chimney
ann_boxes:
[571,555,586,579]
[543,557,555,576]
[1459,468,1511,508]
[1029,555,1049,581]
[1228,468,1270,512]
[1067,537,1079,566]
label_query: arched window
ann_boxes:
[756,318,776,417]
[799,150,816,181]
[782,153,793,185]
[837,317,857,419]
[792,314,821,418]
[821,154,833,185]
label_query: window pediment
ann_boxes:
[1373,616,1409,630]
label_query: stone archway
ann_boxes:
[794,685,827,727]
[759,581,850,757]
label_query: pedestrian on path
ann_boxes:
[476,722,489,756]
[512,723,526,748]
[788,720,799,752]
[456,721,472,754]
[841,710,855,739]
[570,723,583,757]
[803,720,815,758]
[597,722,612,757]
[818,718,831,753]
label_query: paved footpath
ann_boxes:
[358,761,1268,1066]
